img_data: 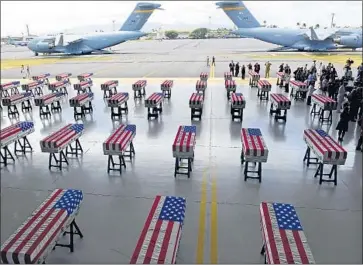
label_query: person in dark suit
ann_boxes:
[241,65,246,79]
[336,106,350,141]
[235,62,240,77]
[229,61,235,74]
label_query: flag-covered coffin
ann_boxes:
[21,81,43,92]
[225,80,236,92]
[77,73,93,81]
[130,195,186,264]
[200,72,208,81]
[189,93,204,108]
[231,93,246,109]
[172,125,196,158]
[145,93,163,108]
[161,80,173,91]
[249,71,260,81]
[73,80,92,92]
[196,80,207,92]
[55,72,72,81]
[107,92,129,107]
[224,72,232,80]
[69,92,94,107]
[311,94,337,111]
[34,92,65,106]
[0,121,34,148]
[40,124,84,153]
[132,80,147,91]
[2,92,32,106]
[257,80,272,92]
[303,129,347,165]
[290,80,308,92]
[49,80,69,92]
[1,81,20,91]
[32,73,50,81]
[270,93,291,110]
[0,188,83,264]
[103,124,136,156]
[101,80,119,91]
[241,128,268,163]
[260,202,315,264]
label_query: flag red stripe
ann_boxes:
[279,229,295,263]
[143,219,163,263]
[171,226,181,264]
[186,130,192,153]
[255,135,265,156]
[304,130,324,157]
[172,126,182,152]
[261,202,280,264]
[292,230,310,264]
[310,130,337,157]
[1,189,63,253]
[56,131,77,149]
[157,221,174,263]
[180,132,186,153]
[130,195,161,264]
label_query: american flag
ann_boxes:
[74,80,93,91]
[103,124,136,155]
[224,72,232,79]
[225,80,236,90]
[77,73,93,79]
[145,93,163,107]
[55,72,72,81]
[276,72,285,78]
[101,80,118,90]
[2,92,32,106]
[241,128,268,161]
[290,80,307,91]
[34,92,64,106]
[133,80,147,89]
[172,125,196,157]
[200,72,208,79]
[311,95,337,110]
[69,92,94,107]
[40,124,84,151]
[21,81,43,91]
[0,122,34,148]
[108,92,129,107]
[248,70,260,80]
[1,81,20,90]
[303,129,347,165]
[196,80,206,90]
[0,189,83,264]
[258,80,272,91]
[161,80,173,90]
[270,93,291,110]
[260,202,315,264]
[49,80,68,90]
[231,93,245,108]
[189,93,204,108]
[130,195,186,264]
[32,73,50,81]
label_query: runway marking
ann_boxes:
[209,64,215,79]
[210,171,218,264]
[196,168,208,264]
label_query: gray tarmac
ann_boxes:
[1,38,362,264]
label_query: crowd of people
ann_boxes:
[222,58,363,151]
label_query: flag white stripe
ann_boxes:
[149,220,169,264]
[268,203,286,264]
[164,221,181,264]
[285,229,301,264]
[136,196,166,263]
[260,204,273,264]
[299,230,316,264]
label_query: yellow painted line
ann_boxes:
[196,169,208,264]
[222,6,245,11]
[134,9,155,13]
[210,173,218,264]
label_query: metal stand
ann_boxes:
[310,104,332,124]
[162,89,171,99]
[48,139,83,170]
[174,156,194,178]
[0,146,15,166]
[7,105,19,118]
[73,102,93,120]
[34,86,43,96]
[277,77,284,87]
[77,87,92,95]
[269,103,287,122]
[1,90,10,98]
[54,219,83,253]
[11,87,19,95]
[191,107,202,120]
[134,88,146,99]
[147,103,162,120]
[110,102,128,120]
[257,90,269,101]
[14,136,33,155]
[107,142,135,173]
[21,100,32,113]
[291,89,305,101]
[231,107,243,121]
[241,152,262,182]
[226,90,235,100]
[249,78,258,87]
[303,147,337,185]
[103,87,117,98]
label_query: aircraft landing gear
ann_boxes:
[35,52,39,56]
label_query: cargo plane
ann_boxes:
[27,2,162,56]
[216,1,363,51]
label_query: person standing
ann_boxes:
[241,64,246,79]
[336,81,346,113]
[235,62,240,77]
[306,84,315,106]
[21,65,25,79]
[336,106,350,142]
[254,62,260,74]
[356,116,363,151]
[278,63,284,73]
[229,61,235,74]
[284,73,291,93]
[212,56,216,66]
[207,56,210,67]
[26,65,31,79]
[348,87,362,122]
[247,63,252,71]
[265,61,271,78]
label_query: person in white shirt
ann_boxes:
[307,84,316,106]
[336,81,346,113]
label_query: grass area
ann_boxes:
[1,56,112,70]
[250,53,363,65]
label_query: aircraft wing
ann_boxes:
[66,38,85,45]
[309,28,339,40]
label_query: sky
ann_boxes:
[1,1,362,36]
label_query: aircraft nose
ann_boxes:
[27,40,36,51]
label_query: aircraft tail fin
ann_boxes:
[216,1,260,28]
[120,2,162,32]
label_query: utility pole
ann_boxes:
[331,13,335,28]
[112,20,115,31]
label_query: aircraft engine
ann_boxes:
[334,35,362,48]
